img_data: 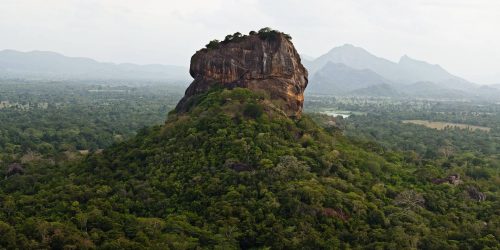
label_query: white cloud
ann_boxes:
[0,0,499,83]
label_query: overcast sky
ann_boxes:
[1,0,499,84]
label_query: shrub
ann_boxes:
[257,27,292,41]
[205,40,220,49]
[243,103,263,119]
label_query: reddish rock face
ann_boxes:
[175,32,308,118]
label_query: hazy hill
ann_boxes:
[306,44,400,81]
[307,62,392,94]
[472,85,500,100]
[300,54,315,61]
[397,55,469,86]
[343,81,473,99]
[348,83,400,97]
[0,49,190,82]
[401,81,470,98]
[306,44,477,95]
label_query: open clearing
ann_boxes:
[402,120,491,132]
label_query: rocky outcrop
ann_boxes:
[5,163,24,177]
[175,30,308,118]
[431,174,462,185]
[467,186,486,202]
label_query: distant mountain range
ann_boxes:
[1,48,498,100]
[0,50,190,82]
[304,44,499,100]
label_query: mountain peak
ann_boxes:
[399,54,411,61]
[175,29,308,118]
[328,43,367,54]
[399,54,433,66]
[340,43,355,48]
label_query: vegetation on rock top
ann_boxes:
[205,28,292,50]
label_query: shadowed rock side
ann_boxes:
[175,32,308,118]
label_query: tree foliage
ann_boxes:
[0,87,498,248]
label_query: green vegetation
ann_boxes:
[243,103,263,118]
[204,28,292,50]
[0,81,183,164]
[0,88,498,249]
[257,27,292,41]
[205,39,220,50]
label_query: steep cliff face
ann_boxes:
[175,31,308,118]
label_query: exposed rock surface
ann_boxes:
[175,31,308,118]
[5,163,24,177]
[431,174,462,185]
[467,186,486,202]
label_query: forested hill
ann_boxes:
[0,87,498,249]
